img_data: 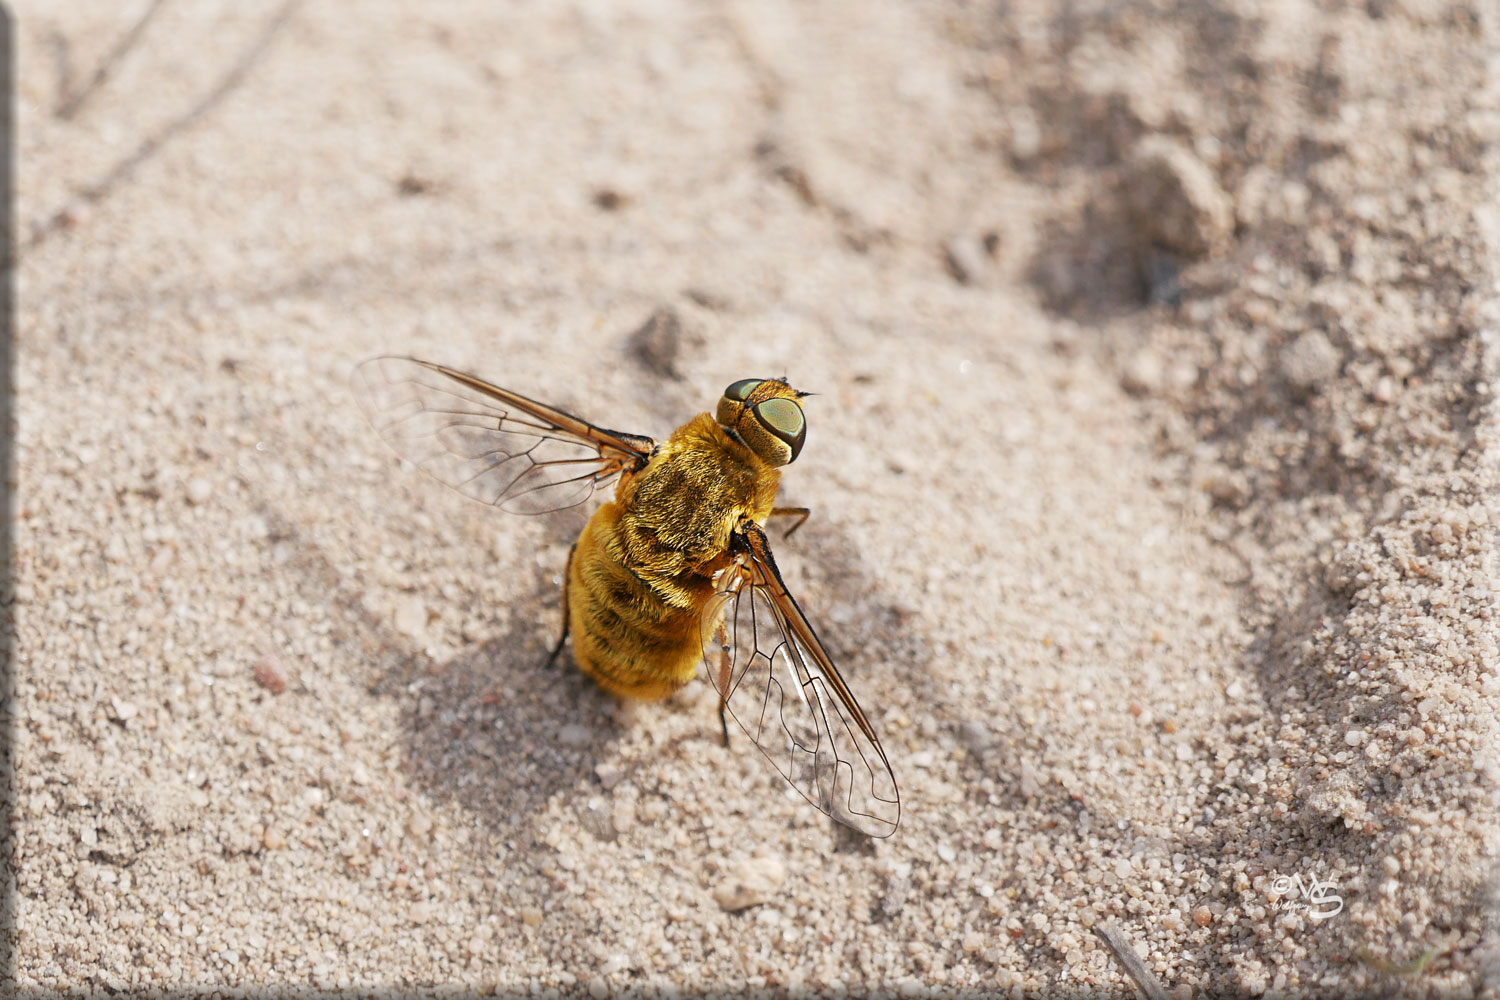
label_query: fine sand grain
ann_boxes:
[9,2,1499,997]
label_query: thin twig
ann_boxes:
[56,0,170,120]
[1092,922,1173,1000]
[26,0,301,253]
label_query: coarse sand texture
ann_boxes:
[10,2,1500,997]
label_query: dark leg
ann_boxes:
[768,505,811,539]
[546,542,577,667]
[713,618,731,748]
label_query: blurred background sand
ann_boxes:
[10,1,1499,996]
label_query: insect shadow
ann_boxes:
[367,511,630,836]
[258,504,622,849]
[378,611,624,835]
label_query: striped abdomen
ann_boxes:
[566,500,721,699]
[563,413,779,700]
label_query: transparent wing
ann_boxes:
[354,357,656,514]
[702,521,901,837]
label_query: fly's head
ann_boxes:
[716,377,810,467]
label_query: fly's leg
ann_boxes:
[546,542,577,667]
[769,505,811,539]
[714,617,732,748]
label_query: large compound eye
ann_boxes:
[754,396,806,462]
[724,378,762,402]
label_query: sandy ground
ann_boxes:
[8,1,1500,997]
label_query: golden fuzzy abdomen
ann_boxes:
[563,413,780,700]
[566,501,720,700]
[564,413,779,700]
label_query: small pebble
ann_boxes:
[944,233,992,286]
[592,187,629,211]
[558,723,591,747]
[1122,351,1166,396]
[712,855,786,911]
[1125,136,1233,257]
[186,477,213,505]
[59,199,92,230]
[1008,107,1040,160]
[252,658,288,694]
[394,596,427,639]
[149,547,175,574]
[1280,330,1341,392]
[611,798,636,835]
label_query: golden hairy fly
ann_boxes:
[355,358,901,837]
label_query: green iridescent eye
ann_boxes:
[724,379,762,402]
[754,397,806,461]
